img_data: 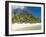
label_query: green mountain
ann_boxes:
[12,8,41,23]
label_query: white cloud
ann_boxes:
[12,5,25,10]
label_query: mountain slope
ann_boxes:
[12,7,41,23]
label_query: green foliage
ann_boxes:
[12,9,41,23]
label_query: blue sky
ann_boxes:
[27,6,41,18]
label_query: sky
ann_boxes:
[27,6,41,18]
[12,6,25,10]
